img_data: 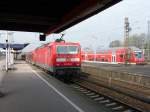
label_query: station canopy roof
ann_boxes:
[0,0,121,35]
[0,43,29,50]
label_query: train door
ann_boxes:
[112,55,116,62]
[112,49,116,63]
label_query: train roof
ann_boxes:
[22,43,43,53]
[34,41,80,50]
[52,41,80,45]
[94,46,142,54]
[101,46,141,51]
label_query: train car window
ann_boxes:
[102,58,104,62]
[120,54,124,58]
[68,46,79,54]
[134,52,142,58]
[57,46,79,54]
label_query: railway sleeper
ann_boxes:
[99,99,110,104]
[90,94,100,98]
[82,90,91,94]
[111,106,124,111]
[80,89,88,92]
[94,97,105,101]
[123,109,136,112]
[105,102,117,107]
[86,92,95,96]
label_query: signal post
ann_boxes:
[124,17,131,64]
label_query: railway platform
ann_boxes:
[82,61,150,111]
[82,61,150,76]
[0,60,112,112]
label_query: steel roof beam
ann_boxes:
[46,0,121,35]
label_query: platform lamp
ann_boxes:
[5,39,8,71]
[0,32,8,71]
[7,31,14,66]
[0,33,5,97]
[39,33,46,41]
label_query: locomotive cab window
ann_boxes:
[134,52,142,59]
[57,46,79,54]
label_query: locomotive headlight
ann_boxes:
[71,58,80,61]
[56,58,80,62]
[56,58,66,62]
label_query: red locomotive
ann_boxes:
[82,47,146,64]
[26,40,81,78]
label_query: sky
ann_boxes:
[0,0,150,50]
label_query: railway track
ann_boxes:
[71,76,143,112]
[31,64,147,112]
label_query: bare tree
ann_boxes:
[109,40,122,48]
